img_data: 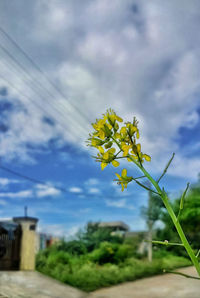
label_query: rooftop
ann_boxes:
[98,221,129,231]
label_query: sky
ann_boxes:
[0,0,200,238]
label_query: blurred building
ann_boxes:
[0,216,38,270]
[36,233,60,252]
[96,221,129,236]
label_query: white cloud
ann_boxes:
[69,186,83,193]
[85,178,99,186]
[0,178,19,186]
[35,184,61,198]
[106,198,135,210]
[106,199,127,208]
[0,190,33,198]
[88,187,100,194]
[0,1,200,179]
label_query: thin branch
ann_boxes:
[157,153,175,183]
[114,149,122,158]
[146,240,184,247]
[134,175,146,180]
[163,270,200,280]
[132,178,161,195]
[177,183,190,221]
[115,156,127,159]
[196,249,200,258]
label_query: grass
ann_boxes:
[36,246,191,292]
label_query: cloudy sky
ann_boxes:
[0,0,200,238]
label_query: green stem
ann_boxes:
[149,240,184,246]
[139,164,200,277]
[104,128,200,274]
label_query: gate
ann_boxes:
[0,223,21,270]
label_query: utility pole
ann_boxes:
[147,188,153,262]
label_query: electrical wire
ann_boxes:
[0,26,91,123]
[0,43,88,136]
[0,165,134,200]
[0,165,69,193]
[0,69,74,135]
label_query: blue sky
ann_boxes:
[0,0,200,238]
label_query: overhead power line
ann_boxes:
[0,41,88,136]
[0,26,91,123]
[0,165,68,193]
[0,71,74,135]
[0,165,134,200]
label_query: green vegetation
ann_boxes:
[36,222,191,292]
[36,178,200,291]
[36,242,190,292]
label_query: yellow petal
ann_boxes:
[122,144,131,156]
[115,173,121,179]
[114,132,120,139]
[130,125,137,135]
[109,148,116,154]
[103,152,109,160]
[136,130,140,139]
[120,127,126,135]
[143,154,151,162]
[99,130,105,140]
[101,162,107,170]
[136,143,141,152]
[121,168,127,178]
[112,160,120,167]
[121,183,124,191]
[115,115,123,122]
[98,146,104,154]
[92,123,98,130]
[109,114,115,123]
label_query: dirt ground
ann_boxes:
[88,267,200,298]
[0,267,200,298]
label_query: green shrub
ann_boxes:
[56,240,87,255]
[114,244,135,263]
[36,244,191,292]
[46,251,71,268]
[89,242,119,264]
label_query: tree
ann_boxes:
[77,221,123,252]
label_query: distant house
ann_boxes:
[36,233,60,251]
[97,221,129,236]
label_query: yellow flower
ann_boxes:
[121,144,132,156]
[90,138,104,148]
[106,109,123,125]
[92,117,112,140]
[126,122,139,138]
[120,126,127,135]
[114,132,121,139]
[112,160,120,167]
[96,147,119,170]
[115,169,133,191]
[88,109,151,173]
[142,154,151,162]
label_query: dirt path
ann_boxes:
[88,267,200,298]
[0,267,199,298]
[0,271,86,298]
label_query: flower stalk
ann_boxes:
[87,109,200,277]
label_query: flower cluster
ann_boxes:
[88,109,151,168]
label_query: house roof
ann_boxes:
[98,221,129,231]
